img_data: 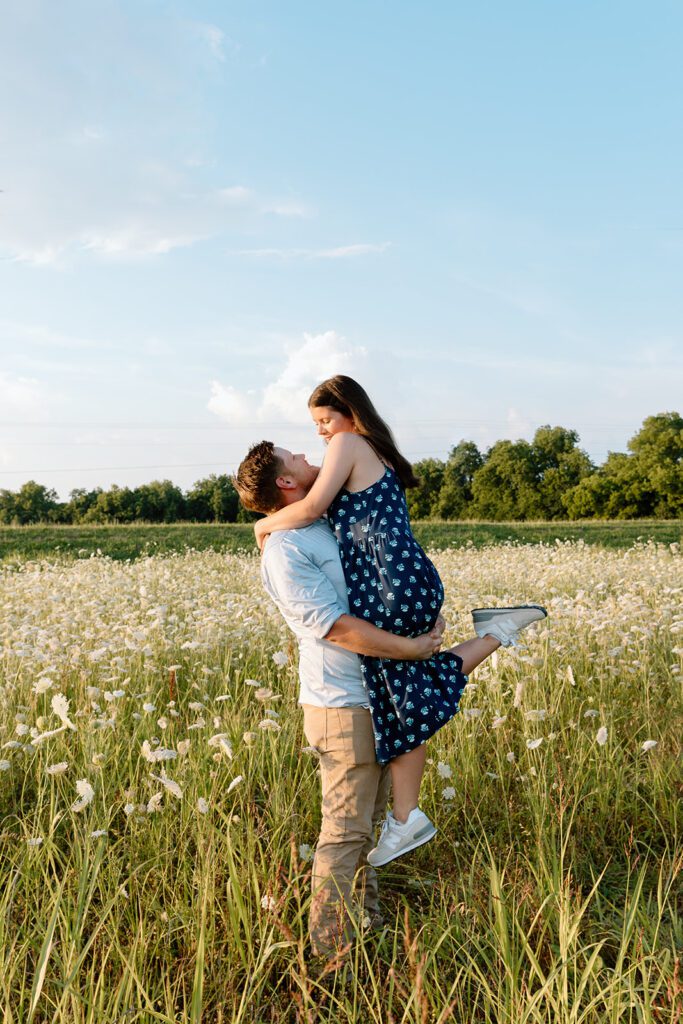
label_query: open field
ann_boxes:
[0,519,681,562]
[0,541,681,1022]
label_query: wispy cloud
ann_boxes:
[0,321,110,352]
[233,242,390,260]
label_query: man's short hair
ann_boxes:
[234,441,285,513]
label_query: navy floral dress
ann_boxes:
[327,464,467,765]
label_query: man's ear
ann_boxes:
[275,475,297,491]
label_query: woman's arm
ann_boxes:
[255,433,359,547]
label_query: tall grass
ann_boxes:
[0,541,681,1021]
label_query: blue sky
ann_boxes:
[1,1,682,499]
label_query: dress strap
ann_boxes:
[363,436,390,468]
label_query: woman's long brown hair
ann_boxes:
[308,376,420,489]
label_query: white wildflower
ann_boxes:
[71,779,95,812]
[0,760,11,771]
[526,738,543,750]
[641,739,658,752]
[245,679,262,687]
[436,762,452,779]
[123,802,136,816]
[46,762,68,775]
[227,775,243,794]
[27,837,43,847]
[299,843,314,862]
[513,682,525,708]
[188,701,205,712]
[242,732,257,745]
[142,702,156,714]
[442,786,456,800]
[596,726,608,746]
[141,740,177,764]
[258,719,281,732]
[491,715,508,729]
[260,894,276,911]
[177,739,191,757]
[506,751,516,763]
[208,734,233,758]
[583,709,599,719]
[146,792,163,813]
[272,651,288,667]
[197,797,210,814]
[149,771,183,799]
[567,666,576,686]
[254,688,274,702]
[90,829,107,839]
[52,693,77,731]
[524,709,547,721]
[33,677,54,695]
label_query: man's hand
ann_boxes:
[402,630,443,660]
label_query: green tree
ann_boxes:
[0,481,60,524]
[436,441,483,519]
[186,475,239,522]
[134,480,186,523]
[470,440,542,520]
[406,458,445,520]
[83,485,137,523]
[65,488,103,524]
[531,425,594,519]
[564,412,683,519]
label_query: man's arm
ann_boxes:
[325,614,442,659]
[261,533,442,659]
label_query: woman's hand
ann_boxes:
[254,520,270,553]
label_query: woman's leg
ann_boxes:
[389,637,500,822]
[390,743,427,823]
[449,635,500,675]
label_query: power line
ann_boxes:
[0,417,644,430]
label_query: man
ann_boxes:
[234,440,546,955]
[234,441,444,957]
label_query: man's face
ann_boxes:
[273,447,320,492]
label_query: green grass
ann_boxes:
[0,543,681,1022]
[0,518,681,562]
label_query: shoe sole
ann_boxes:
[366,825,437,868]
[472,604,547,620]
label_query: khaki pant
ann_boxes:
[302,705,391,956]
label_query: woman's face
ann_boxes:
[310,405,355,443]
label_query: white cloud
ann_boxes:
[207,383,255,424]
[196,23,227,61]
[505,407,533,440]
[0,372,49,421]
[208,332,367,425]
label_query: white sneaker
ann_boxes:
[366,808,437,867]
[472,605,547,647]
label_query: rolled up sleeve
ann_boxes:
[261,536,346,640]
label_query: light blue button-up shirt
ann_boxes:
[260,519,369,707]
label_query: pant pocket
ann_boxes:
[302,705,327,754]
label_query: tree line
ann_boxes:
[1,412,681,525]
